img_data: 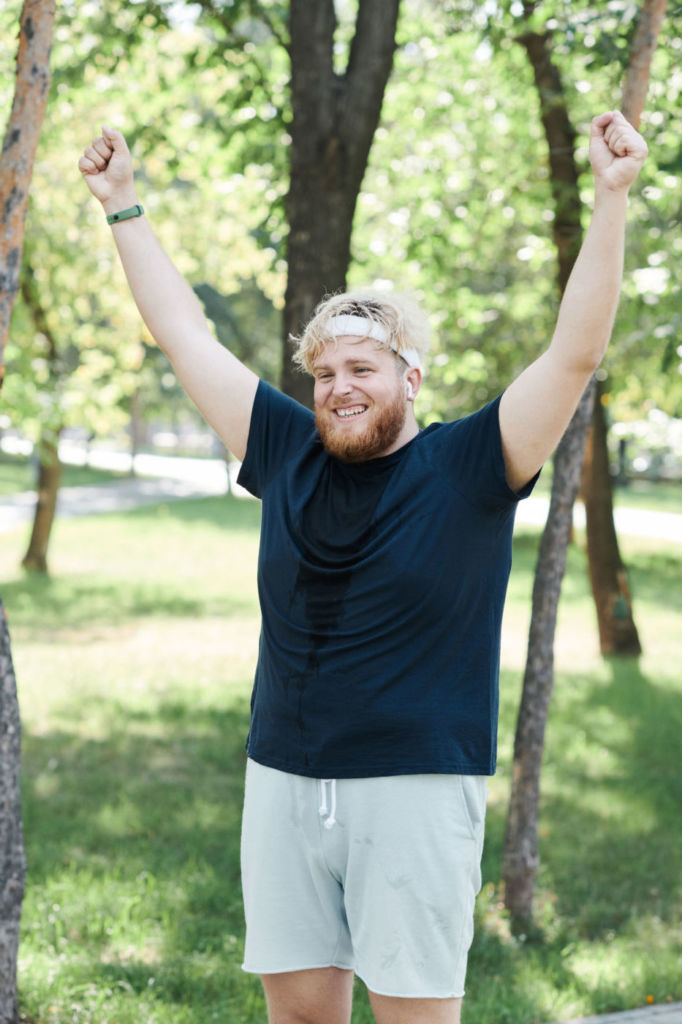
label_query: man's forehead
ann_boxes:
[313,335,387,368]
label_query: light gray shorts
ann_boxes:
[240,758,487,999]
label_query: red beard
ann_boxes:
[315,389,407,463]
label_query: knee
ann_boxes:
[262,966,353,1024]
[268,1003,341,1024]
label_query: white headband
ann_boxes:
[328,314,422,369]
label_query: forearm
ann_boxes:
[102,191,209,356]
[549,186,629,373]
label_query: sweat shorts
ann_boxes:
[240,758,487,999]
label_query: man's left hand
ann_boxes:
[590,110,648,192]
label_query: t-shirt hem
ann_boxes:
[246,750,495,778]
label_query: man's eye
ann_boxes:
[316,373,333,381]
[354,367,370,374]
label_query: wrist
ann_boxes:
[102,190,141,217]
[593,181,630,208]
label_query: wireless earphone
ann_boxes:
[406,381,414,399]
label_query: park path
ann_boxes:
[0,446,680,540]
[550,1004,682,1024]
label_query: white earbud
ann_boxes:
[406,381,414,399]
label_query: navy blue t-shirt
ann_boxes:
[237,380,536,778]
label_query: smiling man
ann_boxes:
[309,308,423,462]
[79,110,647,1024]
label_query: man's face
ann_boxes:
[312,336,412,463]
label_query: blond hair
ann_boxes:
[292,289,430,375]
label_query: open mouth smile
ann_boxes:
[333,405,368,420]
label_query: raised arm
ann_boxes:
[498,110,648,492]
[78,126,259,461]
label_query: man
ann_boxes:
[79,110,647,1024]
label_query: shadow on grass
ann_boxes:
[21,694,262,1017]
[486,657,682,944]
[628,549,682,613]
[546,657,682,936]
[23,696,250,881]
[120,493,263,532]
[3,574,255,634]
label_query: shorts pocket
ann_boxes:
[455,775,487,840]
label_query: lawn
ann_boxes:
[1,493,680,1024]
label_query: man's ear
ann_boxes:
[405,368,422,401]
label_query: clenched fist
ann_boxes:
[78,126,138,213]
[590,111,648,193]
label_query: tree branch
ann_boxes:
[248,0,290,54]
[622,0,668,127]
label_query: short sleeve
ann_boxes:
[237,380,316,499]
[432,394,540,509]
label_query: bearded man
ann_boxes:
[79,109,647,1024]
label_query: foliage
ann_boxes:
[1,1,286,450]
[1,0,679,443]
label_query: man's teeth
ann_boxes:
[335,407,366,418]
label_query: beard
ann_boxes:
[315,389,407,463]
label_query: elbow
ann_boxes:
[579,347,606,376]
[551,335,608,377]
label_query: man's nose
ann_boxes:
[332,373,353,395]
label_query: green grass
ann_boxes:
[1,496,680,1024]
[0,453,128,495]
[532,473,682,515]
[610,477,682,514]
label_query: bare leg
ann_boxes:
[369,991,462,1024]
[261,966,354,1024]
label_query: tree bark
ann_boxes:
[281,0,402,404]
[622,0,668,122]
[504,379,595,925]
[581,0,666,656]
[21,436,62,573]
[0,600,26,1024]
[0,0,56,384]
[582,381,641,654]
[20,264,63,573]
[0,2,56,1017]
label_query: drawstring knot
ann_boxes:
[319,779,337,830]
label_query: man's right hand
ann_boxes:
[77,123,259,462]
[78,126,138,210]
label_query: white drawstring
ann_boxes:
[319,779,337,830]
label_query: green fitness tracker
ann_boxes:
[106,204,144,225]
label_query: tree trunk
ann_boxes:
[0,0,56,383]
[129,388,146,477]
[22,435,62,573]
[504,379,596,924]
[503,0,665,925]
[582,381,641,654]
[19,264,63,573]
[0,598,26,1024]
[0,2,56,1016]
[281,0,402,404]
[503,21,586,927]
[581,0,666,655]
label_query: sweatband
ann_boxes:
[328,314,422,368]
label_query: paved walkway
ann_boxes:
[1,440,680,540]
[550,1004,682,1024]
[0,476,231,534]
[1,465,680,542]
